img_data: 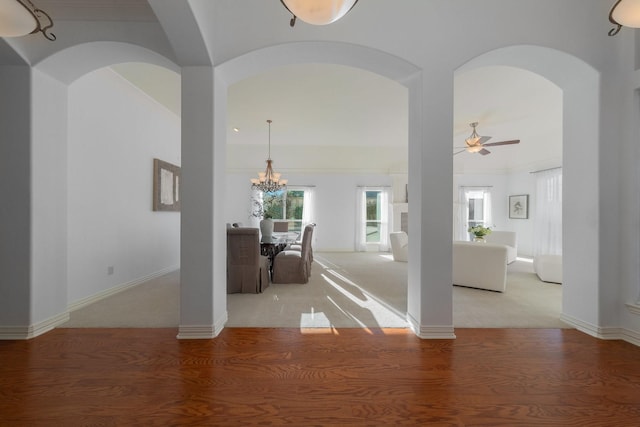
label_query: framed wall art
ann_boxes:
[153,158,181,212]
[509,194,528,219]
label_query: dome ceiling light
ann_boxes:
[609,0,640,36]
[0,0,55,40]
[280,0,359,27]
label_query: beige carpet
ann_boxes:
[61,252,567,329]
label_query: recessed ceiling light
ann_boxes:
[233,127,239,132]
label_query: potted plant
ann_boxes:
[468,225,491,242]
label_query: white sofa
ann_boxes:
[533,254,562,283]
[484,231,517,264]
[453,241,508,292]
[389,231,408,262]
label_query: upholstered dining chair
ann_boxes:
[273,221,289,232]
[272,224,314,284]
[227,228,270,293]
[285,223,315,265]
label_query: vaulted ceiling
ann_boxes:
[39,0,563,175]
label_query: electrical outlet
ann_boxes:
[107,266,114,275]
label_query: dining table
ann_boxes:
[260,232,300,271]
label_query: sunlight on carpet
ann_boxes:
[61,252,567,329]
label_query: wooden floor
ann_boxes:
[2,328,640,426]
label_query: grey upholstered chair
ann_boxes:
[227,228,270,293]
[273,221,289,232]
[272,224,314,284]
[285,223,315,264]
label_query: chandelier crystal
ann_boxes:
[251,120,287,193]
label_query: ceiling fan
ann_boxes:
[454,122,520,156]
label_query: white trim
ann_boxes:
[177,313,227,339]
[0,311,70,340]
[545,314,640,348]
[67,265,179,312]
[626,302,640,316]
[407,314,456,339]
[620,328,640,347]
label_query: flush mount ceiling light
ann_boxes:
[609,0,640,36]
[280,0,358,27]
[0,0,55,40]
[251,120,288,193]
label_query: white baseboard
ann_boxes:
[68,265,180,312]
[177,313,227,339]
[561,313,640,347]
[0,311,70,340]
[1,266,180,340]
[406,313,456,339]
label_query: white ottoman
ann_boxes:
[533,254,563,284]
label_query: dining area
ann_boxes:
[226,222,315,294]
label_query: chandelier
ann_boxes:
[609,0,640,36]
[0,0,55,40]
[280,0,359,27]
[251,120,288,193]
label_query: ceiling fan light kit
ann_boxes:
[454,122,520,156]
[0,0,55,40]
[280,0,359,27]
[609,0,640,36]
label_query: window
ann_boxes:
[262,189,309,233]
[454,187,492,241]
[365,191,383,243]
[467,191,486,229]
[355,187,390,251]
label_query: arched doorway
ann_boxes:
[455,45,600,331]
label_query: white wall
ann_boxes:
[67,67,181,304]
[226,172,392,251]
[505,171,536,256]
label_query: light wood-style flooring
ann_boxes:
[2,327,640,425]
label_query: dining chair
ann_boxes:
[272,225,314,284]
[227,227,270,293]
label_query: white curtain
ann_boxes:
[379,187,391,252]
[454,186,492,241]
[533,168,562,256]
[454,187,470,241]
[355,187,367,251]
[301,187,315,226]
[483,189,493,228]
[301,187,316,247]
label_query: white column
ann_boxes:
[0,66,68,339]
[178,66,227,338]
[0,66,32,337]
[406,70,455,339]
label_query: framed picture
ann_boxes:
[509,194,528,219]
[153,158,181,212]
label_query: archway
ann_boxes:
[213,41,429,334]
[33,42,180,330]
[456,45,601,331]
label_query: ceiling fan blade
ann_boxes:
[478,136,492,145]
[453,149,466,156]
[482,139,520,147]
[479,148,491,155]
